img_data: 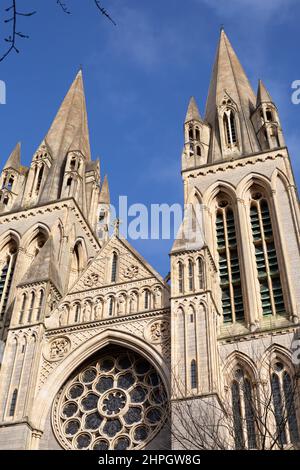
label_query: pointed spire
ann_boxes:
[44,70,91,161]
[20,237,63,293]
[4,142,21,170]
[99,175,110,204]
[205,29,259,158]
[256,79,273,106]
[185,97,201,123]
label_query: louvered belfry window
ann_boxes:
[216,198,244,323]
[250,192,284,316]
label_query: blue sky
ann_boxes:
[0,0,299,277]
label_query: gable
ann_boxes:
[69,236,165,294]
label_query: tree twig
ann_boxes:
[0,0,36,63]
[56,0,71,15]
[93,0,116,26]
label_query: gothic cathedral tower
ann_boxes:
[170,30,300,449]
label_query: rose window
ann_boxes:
[52,347,168,450]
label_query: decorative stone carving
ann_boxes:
[145,319,170,344]
[94,298,103,320]
[82,302,92,322]
[117,294,126,315]
[59,305,68,326]
[123,265,139,279]
[44,337,71,362]
[129,292,138,313]
[153,287,162,309]
[83,272,100,288]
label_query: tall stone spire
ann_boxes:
[185,97,201,123]
[205,30,260,161]
[3,143,21,170]
[44,70,91,161]
[37,71,92,205]
[256,79,273,106]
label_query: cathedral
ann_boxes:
[0,30,299,451]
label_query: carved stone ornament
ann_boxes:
[145,319,170,344]
[83,272,100,288]
[123,265,139,279]
[44,337,71,362]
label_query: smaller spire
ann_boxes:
[4,142,21,170]
[185,97,201,123]
[100,175,110,204]
[257,79,273,106]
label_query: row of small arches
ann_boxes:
[57,288,164,326]
[177,257,204,294]
[18,289,45,325]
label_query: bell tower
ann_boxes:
[171,29,300,448]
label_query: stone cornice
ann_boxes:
[219,323,298,344]
[46,308,170,337]
[68,276,164,298]
[182,148,288,179]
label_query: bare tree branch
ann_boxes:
[93,0,117,26]
[0,1,116,63]
[171,342,300,450]
[0,0,36,63]
[56,0,71,15]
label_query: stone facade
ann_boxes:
[0,30,299,450]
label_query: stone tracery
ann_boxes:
[52,347,168,450]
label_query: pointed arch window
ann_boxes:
[178,261,184,294]
[27,292,35,323]
[191,360,197,389]
[271,361,299,446]
[9,389,18,417]
[188,259,194,291]
[75,304,80,323]
[189,126,194,141]
[0,240,18,318]
[197,257,204,290]
[19,293,27,324]
[6,174,14,191]
[265,108,273,122]
[216,199,244,323]
[70,157,77,171]
[36,165,44,193]
[250,193,284,316]
[36,289,44,321]
[189,143,194,157]
[224,109,237,147]
[195,127,200,142]
[108,296,114,317]
[111,252,118,283]
[144,290,150,310]
[231,367,257,449]
[66,177,73,197]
